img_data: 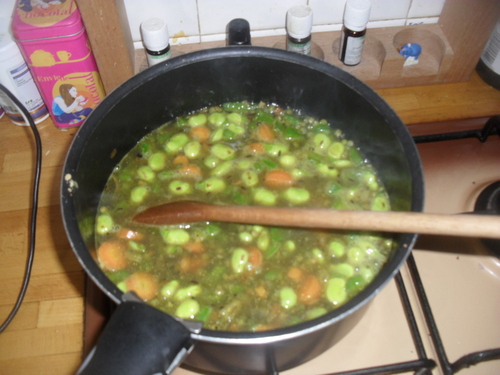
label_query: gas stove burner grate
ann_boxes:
[474,180,500,257]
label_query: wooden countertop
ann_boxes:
[0,69,499,374]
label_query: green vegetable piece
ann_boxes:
[139,142,151,156]
[208,112,226,127]
[265,242,281,258]
[241,170,259,187]
[317,164,339,178]
[327,142,345,159]
[280,287,297,309]
[162,228,190,245]
[333,159,353,168]
[211,128,224,142]
[148,152,166,171]
[256,229,270,251]
[175,284,202,301]
[237,159,252,169]
[184,141,201,159]
[253,187,277,206]
[188,113,208,127]
[279,154,296,167]
[313,133,331,151]
[328,240,345,258]
[96,214,114,235]
[306,307,328,320]
[347,246,365,265]
[169,180,192,195]
[204,155,219,169]
[158,170,175,180]
[346,275,366,295]
[161,280,180,298]
[264,143,288,157]
[334,263,355,278]
[212,161,233,177]
[227,112,244,125]
[196,306,212,323]
[283,114,301,126]
[339,168,360,187]
[239,231,253,243]
[312,124,331,134]
[228,123,245,135]
[231,248,249,273]
[206,223,221,237]
[284,240,296,252]
[223,101,254,112]
[283,127,303,140]
[222,129,236,141]
[262,159,278,169]
[327,182,342,195]
[359,267,375,283]
[312,248,325,263]
[348,147,364,166]
[211,143,236,160]
[361,171,379,191]
[254,111,275,125]
[283,187,310,204]
[326,278,347,306]
[117,280,127,293]
[131,186,148,203]
[197,177,226,193]
[165,133,189,153]
[371,193,390,211]
[176,299,200,319]
[307,151,323,164]
[137,166,155,181]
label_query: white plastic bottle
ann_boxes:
[338,0,371,66]
[286,5,313,55]
[0,28,48,125]
[140,18,172,67]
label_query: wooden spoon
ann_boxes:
[133,200,500,239]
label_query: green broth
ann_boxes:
[95,102,393,331]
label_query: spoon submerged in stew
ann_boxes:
[133,200,500,239]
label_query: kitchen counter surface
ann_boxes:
[0,69,499,374]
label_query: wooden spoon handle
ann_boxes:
[134,201,500,239]
[206,205,500,239]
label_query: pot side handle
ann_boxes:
[77,301,194,375]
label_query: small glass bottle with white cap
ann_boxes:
[140,18,171,67]
[338,0,371,66]
[286,5,313,55]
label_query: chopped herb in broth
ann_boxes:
[95,102,393,331]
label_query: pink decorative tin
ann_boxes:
[11,0,105,128]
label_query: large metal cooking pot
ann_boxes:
[61,46,424,375]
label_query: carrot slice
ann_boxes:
[173,154,189,165]
[264,170,294,188]
[183,241,206,254]
[125,272,158,301]
[246,142,265,154]
[97,240,128,271]
[116,229,144,241]
[256,123,276,141]
[179,255,207,273]
[179,164,203,179]
[248,247,263,269]
[287,266,304,282]
[298,275,322,305]
[189,126,211,143]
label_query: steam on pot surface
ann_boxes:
[94,101,395,332]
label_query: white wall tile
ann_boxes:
[408,0,446,18]
[123,0,199,42]
[369,0,412,21]
[197,0,302,35]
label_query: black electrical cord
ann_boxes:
[0,83,42,333]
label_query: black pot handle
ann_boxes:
[77,299,196,375]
